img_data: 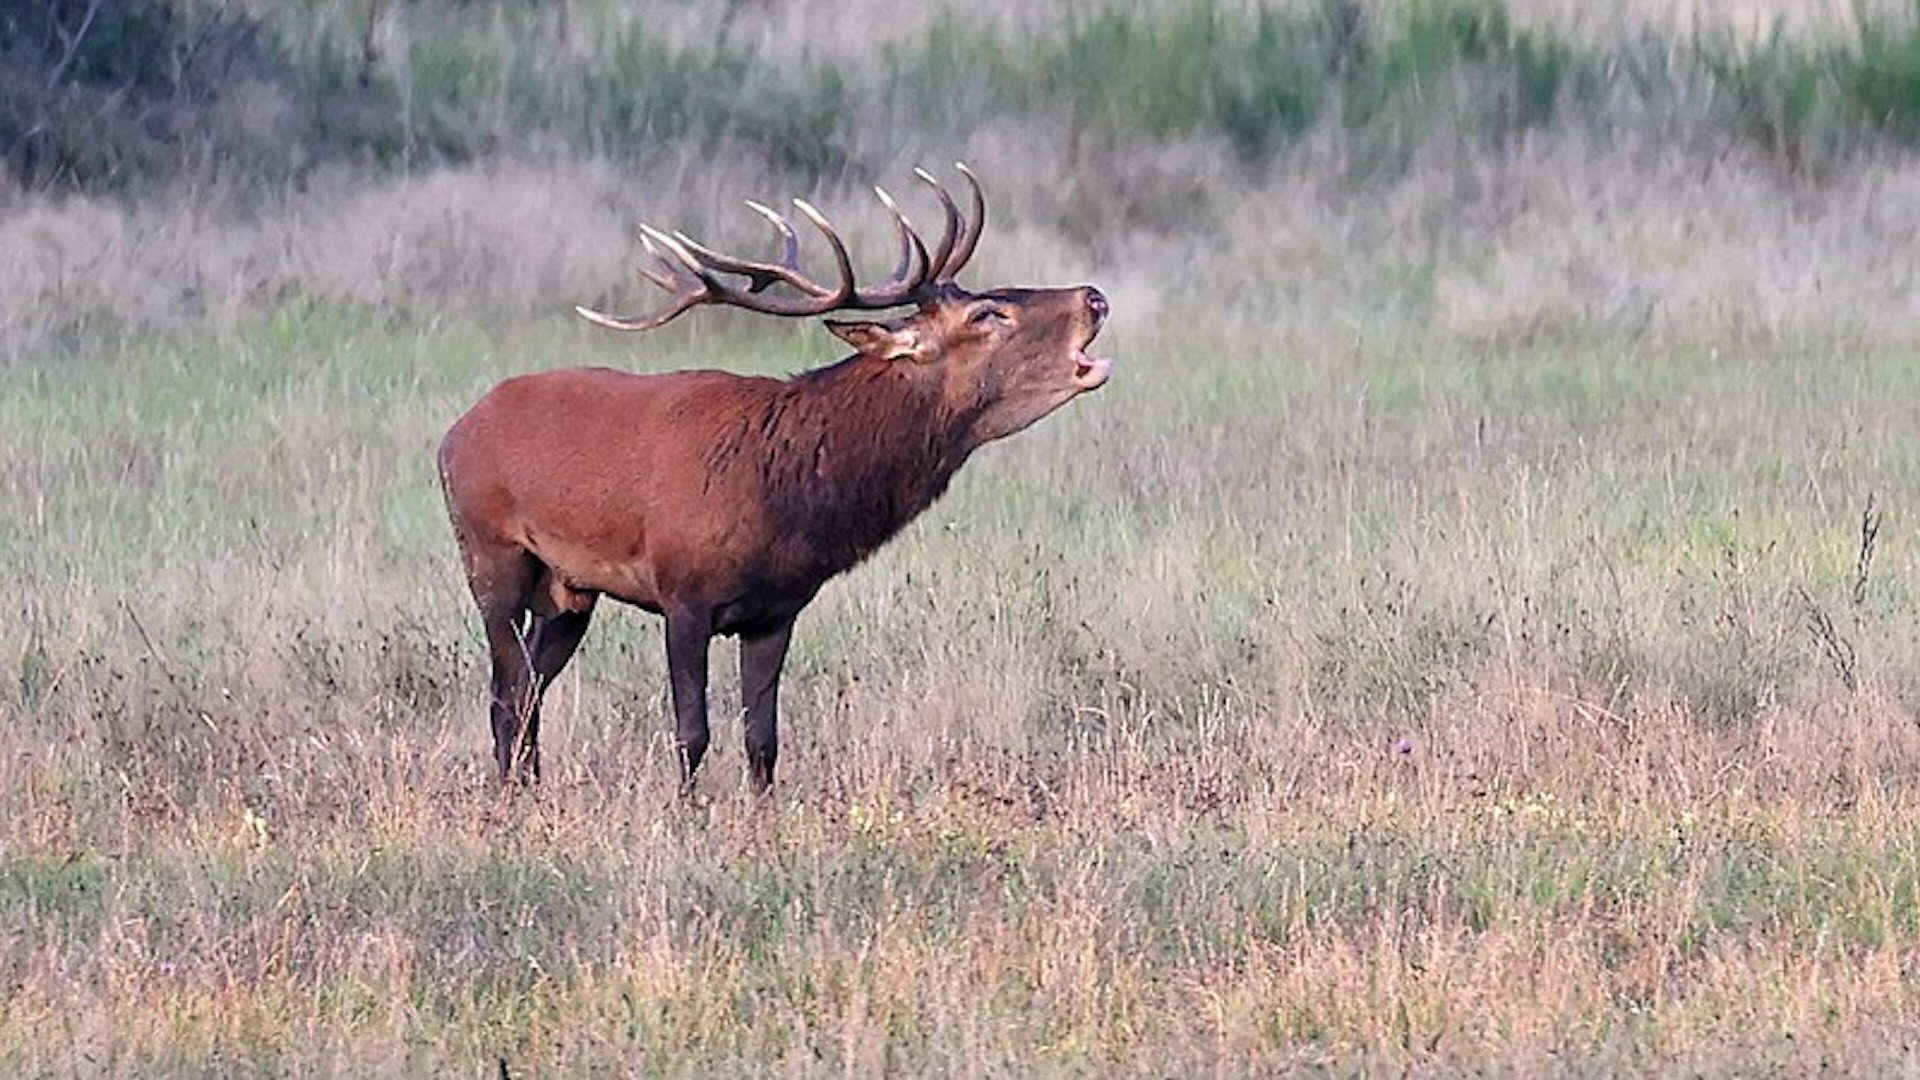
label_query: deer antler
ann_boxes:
[576,164,987,332]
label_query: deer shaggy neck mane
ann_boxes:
[751,354,975,576]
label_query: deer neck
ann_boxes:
[759,355,978,576]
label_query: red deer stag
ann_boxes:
[438,165,1113,791]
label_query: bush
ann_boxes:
[1704,5,1920,173]
[0,0,297,190]
[889,0,1607,168]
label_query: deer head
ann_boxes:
[577,164,1113,444]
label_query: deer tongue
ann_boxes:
[1073,351,1114,390]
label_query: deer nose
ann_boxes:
[1086,287,1109,324]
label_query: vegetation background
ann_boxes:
[5,0,1920,1074]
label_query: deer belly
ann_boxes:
[520,532,661,614]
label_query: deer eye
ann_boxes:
[967,306,1010,327]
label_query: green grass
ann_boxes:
[3,303,1920,1073]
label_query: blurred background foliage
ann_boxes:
[5,0,1920,194]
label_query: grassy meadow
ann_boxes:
[7,0,1920,1075]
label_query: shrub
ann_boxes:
[9,0,1920,193]
[0,0,296,189]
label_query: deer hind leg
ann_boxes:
[458,540,543,782]
[519,601,597,780]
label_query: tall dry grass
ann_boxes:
[4,227,1920,1073]
[9,129,1920,365]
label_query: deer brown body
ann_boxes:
[438,167,1112,790]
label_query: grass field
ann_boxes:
[5,291,1920,1073]
[7,0,1920,1075]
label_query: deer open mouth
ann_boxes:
[1074,291,1113,389]
[1072,318,1113,389]
[1073,350,1114,390]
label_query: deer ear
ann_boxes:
[826,319,924,361]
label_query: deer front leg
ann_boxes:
[740,618,795,794]
[664,608,713,790]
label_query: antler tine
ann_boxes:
[668,201,837,299]
[873,186,932,293]
[639,224,715,285]
[573,299,698,333]
[942,162,987,280]
[654,217,849,318]
[913,166,963,282]
[572,228,710,332]
[743,200,800,289]
[633,230,688,292]
[791,199,858,306]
